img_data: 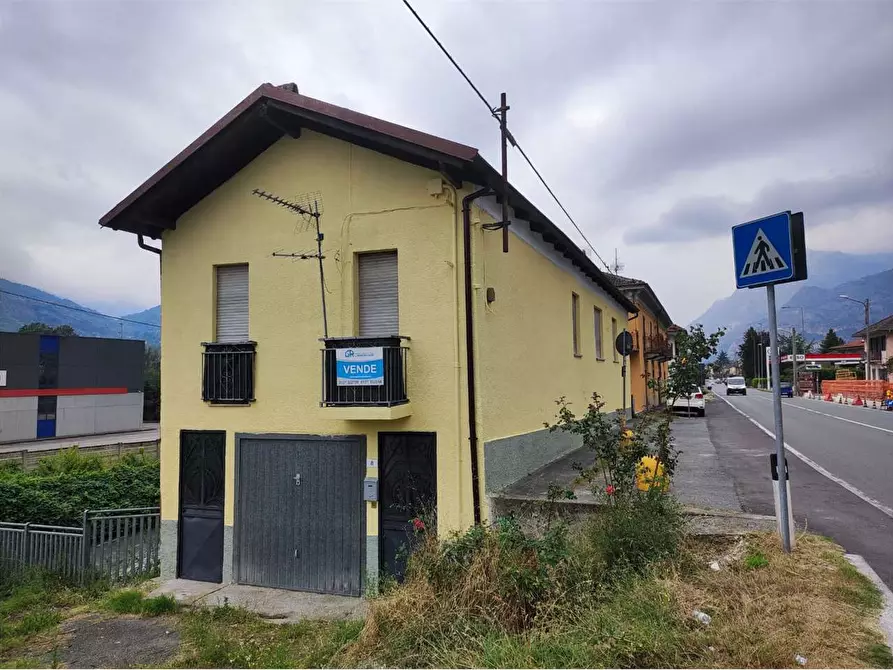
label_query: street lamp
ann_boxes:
[839,295,871,380]
[781,306,805,395]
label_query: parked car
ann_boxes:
[672,386,706,416]
[779,382,794,398]
[726,376,747,396]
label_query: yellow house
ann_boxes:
[608,276,674,413]
[99,83,636,595]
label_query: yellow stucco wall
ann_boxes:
[629,308,670,410]
[159,128,632,543]
[471,207,629,443]
[160,130,475,534]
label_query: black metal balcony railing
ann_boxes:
[321,336,408,407]
[869,350,885,362]
[202,342,256,404]
[645,334,673,360]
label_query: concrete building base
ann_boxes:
[149,579,367,623]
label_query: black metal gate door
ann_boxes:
[235,435,365,596]
[178,431,225,582]
[379,432,437,581]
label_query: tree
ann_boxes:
[778,331,814,357]
[143,345,161,422]
[713,351,731,377]
[819,328,845,353]
[737,327,769,380]
[18,322,76,336]
[661,324,725,407]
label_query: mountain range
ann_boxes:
[0,278,160,346]
[690,251,893,357]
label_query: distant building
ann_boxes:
[853,314,893,381]
[608,276,674,412]
[0,333,144,443]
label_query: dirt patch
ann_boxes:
[52,614,179,668]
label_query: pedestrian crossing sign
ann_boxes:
[732,211,803,289]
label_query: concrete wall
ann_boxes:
[0,333,39,390]
[56,392,144,437]
[0,396,38,442]
[59,338,144,392]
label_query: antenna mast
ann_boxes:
[252,188,329,338]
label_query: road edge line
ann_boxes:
[715,394,893,520]
[845,554,893,653]
[747,393,893,435]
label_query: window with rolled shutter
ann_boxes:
[358,251,398,337]
[216,264,249,342]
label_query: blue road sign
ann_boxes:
[732,211,795,289]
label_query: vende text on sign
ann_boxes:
[336,347,384,386]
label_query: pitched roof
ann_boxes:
[607,275,673,327]
[853,314,893,337]
[98,82,636,313]
[829,339,865,351]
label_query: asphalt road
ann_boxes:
[710,384,893,587]
[0,423,159,453]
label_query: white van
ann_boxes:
[726,376,747,396]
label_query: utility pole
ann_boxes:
[840,295,871,380]
[498,92,510,253]
[782,305,805,395]
[791,327,798,396]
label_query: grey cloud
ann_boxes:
[1,0,891,322]
[624,157,893,244]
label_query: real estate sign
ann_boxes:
[336,347,384,386]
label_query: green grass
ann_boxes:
[743,548,770,570]
[105,589,177,616]
[862,642,893,668]
[175,605,363,668]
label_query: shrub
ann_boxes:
[580,492,686,578]
[405,517,570,633]
[0,453,159,525]
[32,447,104,476]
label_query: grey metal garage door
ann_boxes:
[234,435,365,596]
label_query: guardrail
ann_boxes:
[0,440,159,471]
[0,507,160,583]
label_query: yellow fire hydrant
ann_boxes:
[636,455,667,491]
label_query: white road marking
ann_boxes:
[747,394,893,435]
[716,393,893,520]
[845,554,893,647]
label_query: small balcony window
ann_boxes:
[202,341,256,404]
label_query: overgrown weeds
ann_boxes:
[105,589,177,616]
[175,604,362,668]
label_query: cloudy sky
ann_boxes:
[1,0,891,323]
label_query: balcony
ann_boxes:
[868,349,887,363]
[321,336,411,420]
[202,342,256,404]
[645,334,673,361]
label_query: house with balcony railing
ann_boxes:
[99,82,636,596]
[608,275,675,412]
[853,314,893,381]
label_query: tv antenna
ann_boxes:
[252,188,329,337]
[611,248,624,275]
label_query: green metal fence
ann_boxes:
[0,507,160,582]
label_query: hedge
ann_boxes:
[0,453,160,526]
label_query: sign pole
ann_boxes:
[767,284,793,553]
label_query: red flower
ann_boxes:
[605,485,616,496]
[412,518,426,532]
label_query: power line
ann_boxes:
[0,288,160,328]
[401,0,611,271]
